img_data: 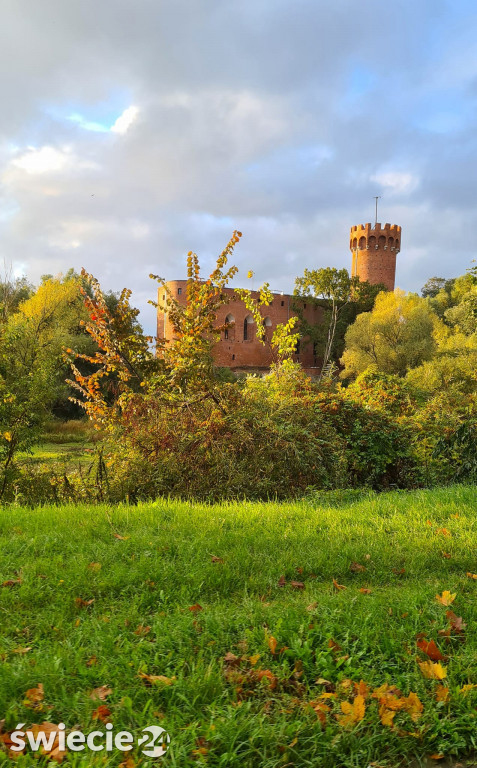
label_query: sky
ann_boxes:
[1,0,477,333]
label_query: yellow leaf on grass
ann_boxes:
[466,572,477,580]
[435,685,450,703]
[435,591,456,606]
[418,661,447,680]
[459,684,477,695]
[267,634,278,655]
[336,694,365,727]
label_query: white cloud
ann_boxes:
[370,171,419,195]
[10,145,98,175]
[111,105,139,135]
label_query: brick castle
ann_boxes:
[157,221,401,373]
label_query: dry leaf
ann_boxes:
[223,652,240,666]
[134,625,151,636]
[417,638,447,661]
[74,597,95,608]
[189,603,203,613]
[435,685,450,703]
[248,653,261,666]
[1,578,22,587]
[445,610,466,633]
[359,588,372,594]
[435,591,456,606]
[86,655,98,667]
[88,562,101,571]
[442,552,451,559]
[92,705,112,723]
[290,581,304,590]
[211,556,224,563]
[138,673,175,686]
[306,601,318,611]
[12,646,32,654]
[466,572,477,580]
[336,694,365,726]
[418,660,447,680]
[350,562,366,572]
[277,575,286,587]
[89,685,112,700]
[113,533,130,541]
[267,634,278,655]
[24,683,44,708]
[332,579,346,591]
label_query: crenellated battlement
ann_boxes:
[349,222,401,291]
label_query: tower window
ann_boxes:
[281,300,285,307]
[178,287,182,295]
[224,328,229,340]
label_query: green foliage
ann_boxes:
[341,290,439,378]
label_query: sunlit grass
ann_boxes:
[0,486,476,766]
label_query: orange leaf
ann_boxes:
[24,683,44,708]
[466,572,477,580]
[267,634,278,655]
[92,705,112,723]
[416,638,446,661]
[134,625,151,636]
[113,533,130,541]
[435,685,450,703]
[1,578,22,587]
[435,591,456,606]
[189,603,203,613]
[336,694,365,727]
[211,556,224,563]
[332,579,346,591]
[75,597,95,608]
[359,588,372,594]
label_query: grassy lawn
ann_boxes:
[0,486,476,767]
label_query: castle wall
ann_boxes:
[157,282,323,371]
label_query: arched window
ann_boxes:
[243,314,254,341]
[352,237,358,249]
[368,235,376,248]
[395,239,400,250]
[388,237,394,248]
[359,236,366,249]
[378,235,386,248]
[224,313,235,341]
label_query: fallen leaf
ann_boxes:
[189,603,203,613]
[248,653,261,666]
[86,655,98,667]
[113,533,130,540]
[445,610,466,633]
[75,597,95,608]
[89,685,112,700]
[466,572,477,580]
[435,685,450,703]
[138,673,175,686]
[211,556,224,563]
[442,552,451,559]
[134,625,151,636]
[332,579,346,591]
[223,652,240,666]
[267,634,278,655]
[418,660,447,680]
[328,638,342,653]
[24,683,44,708]
[306,601,318,611]
[459,683,477,695]
[12,646,32,654]
[417,638,447,661]
[435,591,456,606]
[88,562,101,571]
[336,694,365,726]
[290,580,305,590]
[359,588,372,595]
[309,700,330,725]
[436,528,451,537]
[429,755,445,761]
[1,578,22,587]
[277,575,286,587]
[350,562,366,573]
[29,722,67,763]
[92,705,112,723]
[119,758,137,768]
[392,568,405,575]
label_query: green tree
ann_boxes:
[341,290,439,378]
[293,268,385,378]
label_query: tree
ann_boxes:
[421,276,455,299]
[293,268,385,378]
[341,290,439,378]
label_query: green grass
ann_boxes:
[0,487,476,767]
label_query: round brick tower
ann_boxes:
[350,222,401,291]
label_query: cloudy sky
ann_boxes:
[1,0,477,332]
